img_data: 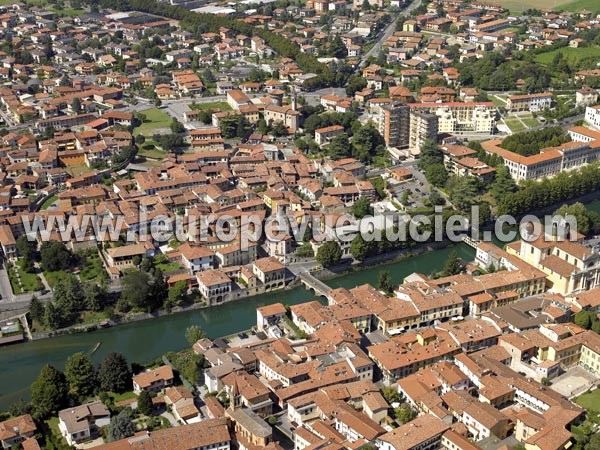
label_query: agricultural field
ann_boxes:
[535,47,600,65]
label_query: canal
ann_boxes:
[0,244,475,410]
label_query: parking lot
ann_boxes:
[550,366,599,398]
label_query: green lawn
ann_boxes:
[135,108,172,137]
[80,310,111,325]
[43,270,71,288]
[108,391,137,403]
[575,389,600,412]
[8,260,43,294]
[40,194,58,210]
[44,417,71,449]
[522,117,541,128]
[137,144,167,160]
[504,118,526,133]
[191,101,232,111]
[156,261,183,272]
[535,47,600,65]
[491,96,507,107]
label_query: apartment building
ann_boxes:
[409,111,438,151]
[410,102,496,135]
[379,102,410,148]
[506,92,552,113]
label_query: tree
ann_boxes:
[39,241,71,272]
[185,325,206,346]
[574,311,596,330]
[394,404,416,424]
[554,203,599,237]
[137,390,153,416]
[378,270,393,295]
[418,139,443,169]
[170,119,185,133]
[587,433,600,450]
[168,280,187,307]
[351,196,374,219]
[327,134,352,160]
[29,296,44,323]
[121,271,152,310]
[448,176,479,212]
[441,251,463,277]
[424,164,447,187]
[108,409,135,441]
[350,235,371,261]
[16,235,37,264]
[490,165,517,202]
[316,241,342,267]
[65,352,97,400]
[380,385,400,404]
[30,364,68,419]
[72,96,81,112]
[98,352,131,393]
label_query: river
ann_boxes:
[0,244,475,410]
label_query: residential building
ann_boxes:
[0,415,37,449]
[132,365,175,394]
[58,401,110,446]
[409,111,438,151]
[379,102,410,148]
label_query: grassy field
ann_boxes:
[156,261,183,272]
[522,116,541,127]
[479,0,600,13]
[135,108,172,136]
[137,143,167,160]
[192,101,231,111]
[504,118,527,133]
[43,270,71,288]
[575,389,600,412]
[536,47,600,65]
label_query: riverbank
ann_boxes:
[27,237,467,343]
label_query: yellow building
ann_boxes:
[579,332,600,375]
[507,232,600,295]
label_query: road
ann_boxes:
[359,0,423,68]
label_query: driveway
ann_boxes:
[0,259,13,302]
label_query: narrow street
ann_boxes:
[359,0,423,68]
